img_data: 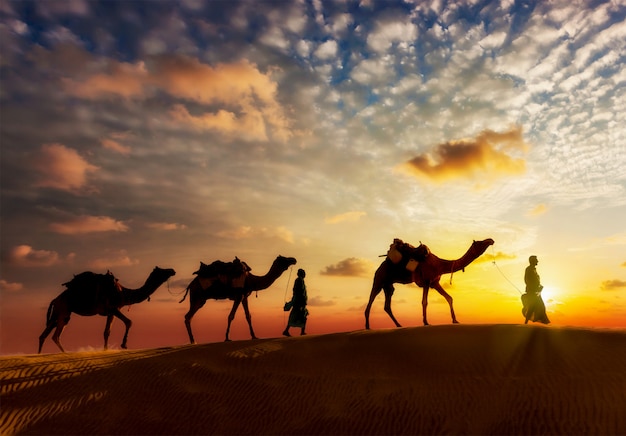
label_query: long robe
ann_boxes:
[286,277,308,328]
[522,265,550,324]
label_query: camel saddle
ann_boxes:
[387,238,428,271]
[194,257,250,289]
[63,271,121,292]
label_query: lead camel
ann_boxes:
[365,239,494,329]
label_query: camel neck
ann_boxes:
[429,241,489,274]
[247,262,288,291]
[120,273,164,305]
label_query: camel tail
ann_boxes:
[179,286,190,304]
[46,300,55,324]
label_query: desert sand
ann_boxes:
[1,324,625,435]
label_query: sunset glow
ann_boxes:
[1,0,625,355]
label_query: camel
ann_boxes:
[364,238,494,329]
[38,266,176,353]
[180,255,297,343]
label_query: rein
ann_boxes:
[491,245,523,294]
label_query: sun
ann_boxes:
[541,285,563,303]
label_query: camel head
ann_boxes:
[275,255,297,271]
[151,266,177,283]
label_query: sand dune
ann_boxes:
[1,324,625,435]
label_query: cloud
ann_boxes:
[101,137,131,155]
[50,215,129,234]
[325,211,367,224]
[88,250,139,270]
[32,143,99,192]
[217,226,294,243]
[622,262,626,268]
[399,126,529,184]
[145,222,187,231]
[528,204,548,217]
[367,14,418,53]
[601,279,626,291]
[314,39,338,60]
[7,245,60,267]
[169,104,269,142]
[62,60,148,99]
[0,279,24,293]
[307,296,336,307]
[475,251,517,264]
[320,257,373,277]
[64,54,294,143]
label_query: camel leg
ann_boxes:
[431,282,458,324]
[241,296,257,339]
[225,296,242,341]
[104,315,114,350]
[383,285,402,328]
[51,319,68,353]
[110,309,132,349]
[422,286,430,326]
[184,300,205,345]
[38,324,55,353]
[364,285,383,330]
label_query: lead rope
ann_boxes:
[491,245,523,295]
[283,265,294,323]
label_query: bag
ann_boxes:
[283,301,293,312]
[405,259,419,272]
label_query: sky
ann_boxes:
[1,0,625,355]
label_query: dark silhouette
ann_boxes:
[365,238,494,329]
[180,255,297,343]
[522,255,550,324]
[283,268,308,337]
[38,266,176,353]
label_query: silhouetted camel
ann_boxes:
[38,266,176,353]
[180,255,297,343]
[365,239,494,328]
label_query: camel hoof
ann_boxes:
[121,344,127,349]
[453,320,459,324]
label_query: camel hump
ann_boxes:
[387,238,428,264]
[194,257,249,288]
[62,271,120,290]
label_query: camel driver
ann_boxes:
[522,255,550,324]
[283,268,309,337]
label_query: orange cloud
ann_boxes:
[325,211,367,224]
[146,222,187,231]
[63,53,294,142]
[101,138,131,155]
[8,245,59,267]
[399,126,529,184]
[88,250,139,270]
[0,279,23,293]
[62,60,148,99]
[320,257,373,277]
[50,215,129,234]
[32,143,99,192]
[217,225,294,243]
[170,104,269,142]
